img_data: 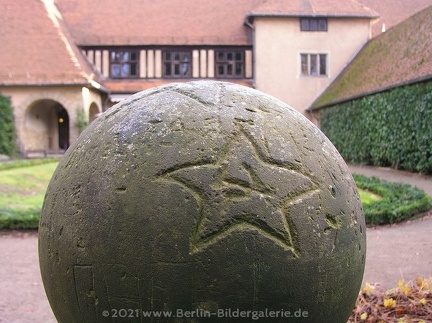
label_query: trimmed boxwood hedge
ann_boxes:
[0,207,40,229]
[320,81,432,174]
[354,174,432,225]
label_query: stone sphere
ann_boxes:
[39,81,365,322]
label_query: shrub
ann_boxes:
[0,207,40,229]
[320,81,432,174]
[354,174,432,225]
[0,95,16,156]
[75,108,88,134]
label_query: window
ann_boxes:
[163,51,191,77]
[215,50,244,78]
[110,50,138,78]
[301,53,327,76]
[300,18,327,31]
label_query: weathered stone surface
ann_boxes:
[39,81,365,322]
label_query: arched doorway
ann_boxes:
[25,99,70,151]
[89,102,100,123]
[57,107,69,150]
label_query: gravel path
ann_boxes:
[362,213,432,289]
[0,230,56,323]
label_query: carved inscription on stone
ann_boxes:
[159,123,320,256]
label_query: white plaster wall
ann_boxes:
[253,17,371,114]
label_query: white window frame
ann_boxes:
[299,52,329,77]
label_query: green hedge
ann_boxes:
[354,174,432,225]
[0,95,16,157]
[0,207,40,229]
[320,81,432,174]
[0,158,60,171]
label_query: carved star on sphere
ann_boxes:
[158,124,319,256]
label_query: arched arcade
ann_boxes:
[24,99,70,152]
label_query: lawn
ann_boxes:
[0,160,58,229]
[358,188,382,205]
[0,162,58,210]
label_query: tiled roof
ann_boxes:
[55,0,264,46]
[248,0,379,18]
[2,0,431,94]
[311,5,432,109]
[0,0,98,86]
[358,0,432,37]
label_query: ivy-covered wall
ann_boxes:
[320,80,432,174]
[0,95,16,156]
